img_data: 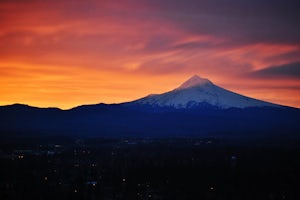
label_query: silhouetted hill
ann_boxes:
[0,103,299,139]
[1,75,299,139]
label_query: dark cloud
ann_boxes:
[251,62,300,79]
[2,0,299,48]
[262,50,300,64]
[147,0,300,45]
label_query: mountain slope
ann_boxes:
[0,75,299,138]
[133,75,278,109]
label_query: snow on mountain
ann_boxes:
[134,75,278,109]
[177,75,212,89]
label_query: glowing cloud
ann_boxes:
[0,0,299,108]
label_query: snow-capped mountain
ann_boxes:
[1,75,299,137]
[134,75,278,109]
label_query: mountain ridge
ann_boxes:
[133,75,279,109]
[0,75,297,110]
[0,75,299,138]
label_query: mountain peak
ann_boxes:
[177,75,212,90]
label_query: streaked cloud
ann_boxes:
[251,62,300,79]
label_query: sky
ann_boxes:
[0,0,300,109]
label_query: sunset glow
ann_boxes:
[1,0,300,109]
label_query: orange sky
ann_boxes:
[1,0,300,109]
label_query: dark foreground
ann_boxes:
[1,136,300,200]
